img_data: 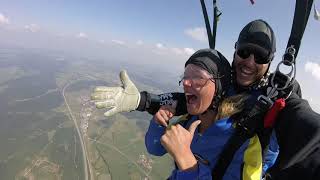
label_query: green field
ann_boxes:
[0,48,176,180]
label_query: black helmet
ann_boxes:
[236,19,276,63]
[185,49,232,104]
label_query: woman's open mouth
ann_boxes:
[186,93,198,105]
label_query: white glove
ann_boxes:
[91,70,141,117]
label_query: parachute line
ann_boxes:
[200,0,220,49]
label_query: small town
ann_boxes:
[79,96,96,135]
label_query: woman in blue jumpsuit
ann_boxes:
[145,49,277,180]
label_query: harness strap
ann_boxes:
[264,98,286,128]
[286,0,314,60]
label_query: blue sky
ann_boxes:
[0,0,319,57]
[1,0,320,110]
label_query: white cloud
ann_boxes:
[305,61,320,80]
[152,43,166,55]
[152,43,169,55]
[99,40,105,44]
[111,39,125,45]
[156,43,167,49]
[136,40,144,45]
[156,43,164,49]
[0,13,10,25]
[184,27,207,42]
[183,48,195,56]
[171,47,195,56]
[77,32,88,38]
[24,24,40,32]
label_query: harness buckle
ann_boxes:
[257,95,274,108]
[283,46,296,65]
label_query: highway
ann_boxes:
[62,81,92,180]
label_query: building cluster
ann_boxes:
[79,96,95,135]
[137,154,153,172]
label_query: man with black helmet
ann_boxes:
[233,19,275,90]
[91,19,319,179]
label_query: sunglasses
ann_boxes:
[236,48,271,64]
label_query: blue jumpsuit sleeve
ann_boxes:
[263,130,279,173]
[169,162,212,180]
[145,118,167,156]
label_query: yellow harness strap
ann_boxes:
[242,135,263,180]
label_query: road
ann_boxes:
[15,88,58,102]
[62,81,92,180]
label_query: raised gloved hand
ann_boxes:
[91,70,140,116]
